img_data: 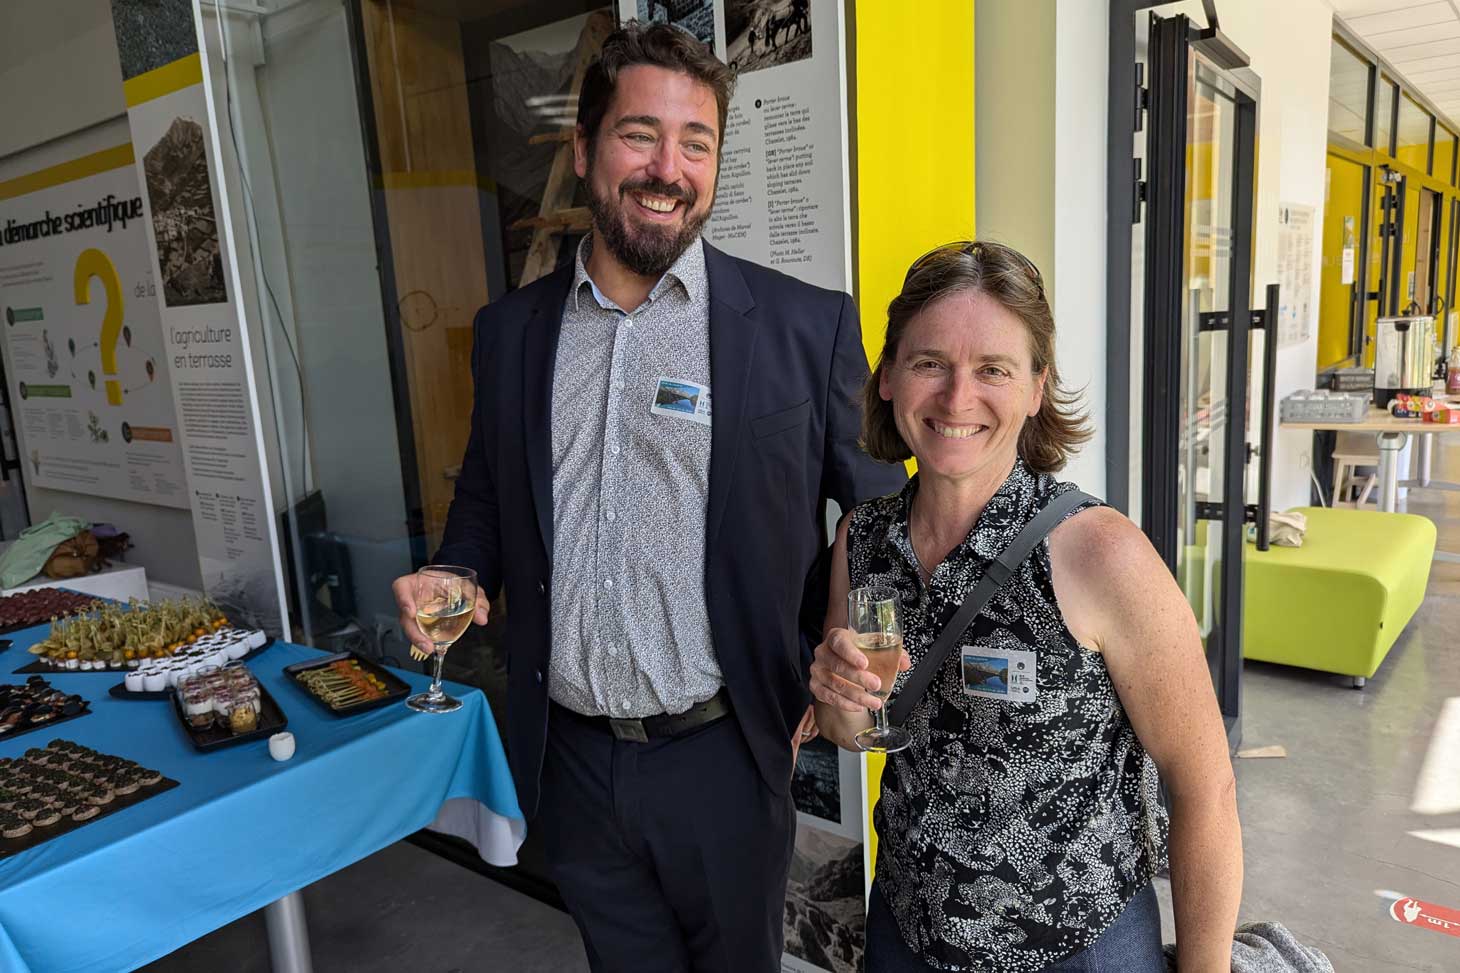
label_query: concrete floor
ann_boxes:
[144,444,1460,973]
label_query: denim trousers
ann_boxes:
[865,880,1166,973]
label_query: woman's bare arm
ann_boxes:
[1050,506,1242,973]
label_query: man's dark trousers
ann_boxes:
[539,705,795,972]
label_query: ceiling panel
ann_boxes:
[1381,36,1460,62]
[1404,64,1460,84]
[1346,1,1457,33]
[1387,50,1460,73]
[1332,0,1452,16]
[1364,21,1460,50]
[1336,0,1460,133]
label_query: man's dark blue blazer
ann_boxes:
[434,241,907,817]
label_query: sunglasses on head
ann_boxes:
[906,241,1045,296]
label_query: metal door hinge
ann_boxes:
[1133,158,1146,224]
[1135,62,1148,133]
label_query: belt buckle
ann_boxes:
[608,718,648,743]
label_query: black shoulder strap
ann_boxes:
[888,490,1098,726]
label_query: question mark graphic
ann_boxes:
[73,248,124,406]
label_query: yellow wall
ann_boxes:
[854,0,975,872]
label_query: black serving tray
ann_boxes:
[0,775,177,859]
[17,638,276,676]
[171,680,287,751]
[282,652,410,717]
[0,691,90,743]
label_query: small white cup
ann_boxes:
[142,670,168,692]
[268,732,295,762]
[124,670,146,692]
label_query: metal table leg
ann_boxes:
[1420,432,1433,487]
[265,890,314,973]
[1377,432,1408,513]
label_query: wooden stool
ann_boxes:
[1331,431,1378,507]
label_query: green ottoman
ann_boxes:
[1242,506,1435,687]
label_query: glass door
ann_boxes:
[1365,169,1400,363]
[1316,153,1368,369]
[1140,13,1261,744]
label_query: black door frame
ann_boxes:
[1111,4,1262,747]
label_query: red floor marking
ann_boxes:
[1390,896,1460,939]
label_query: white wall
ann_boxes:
[0,8,203,589]
[1053,0,1110,498]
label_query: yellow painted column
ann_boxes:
[854,0,976,873]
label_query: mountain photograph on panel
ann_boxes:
[726,0,810,74]
[143,117,227,307]
[636,0,715,48]
[784,822,863,973]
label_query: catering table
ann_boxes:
[0,629,524,973]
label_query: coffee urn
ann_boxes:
[1373,315,1437,407]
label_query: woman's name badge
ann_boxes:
[651,376,712,426]
[960,648,1037,700]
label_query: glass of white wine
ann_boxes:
[406,565,477,714]
[848,585,909,753]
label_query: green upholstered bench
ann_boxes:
[1242,506,1435,688]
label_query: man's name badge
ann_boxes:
[961,648,1037,701]
[651,377,711,426]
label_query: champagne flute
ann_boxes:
[406,565,476,714]
[848,585,910,753]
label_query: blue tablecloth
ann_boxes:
[0,629,523,973]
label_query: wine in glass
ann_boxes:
[407,565,476,714]
[848,585,910,753]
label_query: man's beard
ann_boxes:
[587,176,710,278]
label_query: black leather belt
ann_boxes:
[552,689,733,743]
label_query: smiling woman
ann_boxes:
[811,240,1244,972]
[861,241,1090,476]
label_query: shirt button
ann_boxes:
[603,578,614,590]
[611,445,621,456]
[624,318,634,328]
[606,509,616,522]
[614,381,625,392]
[607,646,618,658]
[620,700,631,712]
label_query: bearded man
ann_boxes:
[392,22,905,972]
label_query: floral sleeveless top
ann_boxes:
[848,462,1168,971]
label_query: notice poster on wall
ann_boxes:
[1277,202,1316,348]
[1341,215,1356,286]
[0,141,190,509]
[106,0,288,635]
[619,0,851,292]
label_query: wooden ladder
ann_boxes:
[511,10,614,285]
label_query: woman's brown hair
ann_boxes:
[861,241,1092,473]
